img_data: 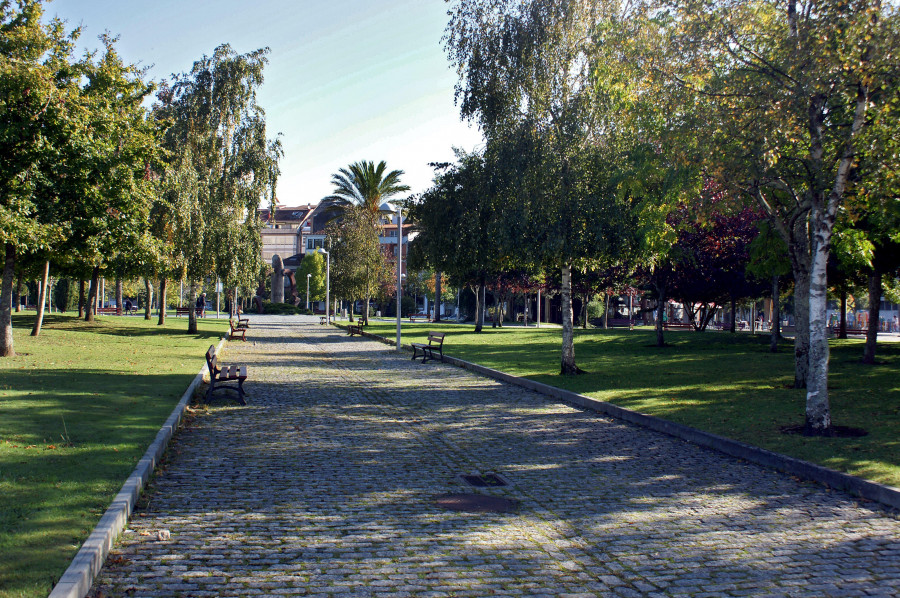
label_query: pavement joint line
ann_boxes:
[48,335,229,598]
[342,322,900,512]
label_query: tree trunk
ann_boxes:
[158,277,168,326]
[1,243,15,356]
[770,275,781,353]
[474,279,484,333]
[838,290,848,339]
[560,263,581,374]
[656,297,666,347]
[805,230,831,434]
[434,271,442,322]
[793,267,811,389]
[863,270,881,365]
[188,280,198,334]
[13,270,22,313]
[729,296,736,333]
[78,280,86,318]
[603,293,610,329]
[144,278,153,320]
[85,267,100,322]
[582,294,588,330]
[31,260,50,337]
[115,278,123,315]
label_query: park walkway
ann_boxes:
[91,316,900,597]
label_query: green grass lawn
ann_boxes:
[0,313,228,598]
[362,320,900,488]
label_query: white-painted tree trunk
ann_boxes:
[805,222,832,432]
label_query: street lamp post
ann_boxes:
[317,247,330,324]
[306,273,311,310]
[396,206,403,351]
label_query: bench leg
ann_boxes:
[205,378,216,404]
[236,378,247,406]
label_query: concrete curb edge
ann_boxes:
[347,324,900,511]
[48,336,227,598]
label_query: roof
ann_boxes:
[259,205,315,225]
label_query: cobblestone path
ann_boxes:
[92,317,900,597]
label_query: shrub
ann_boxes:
[262,301,303,315]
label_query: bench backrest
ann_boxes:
[206,345,217,373]
[427,332,445,345]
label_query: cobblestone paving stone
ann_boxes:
[91,316,900,597]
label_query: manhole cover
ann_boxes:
[435,493,519,513]
[460,473,507,487]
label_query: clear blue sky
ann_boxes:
[45,0,484,207]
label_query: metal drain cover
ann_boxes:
[435,493,519,513]
[461,473,507,487]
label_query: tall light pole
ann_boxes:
[396,205,403,351]
[306,273,311,310]
[317,247,330,324]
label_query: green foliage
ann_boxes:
[296,252,326,303]
[154,43,282,325]
[52,278,76,312]
[326,206,392,309]
[321,160,410,218]
[262,301,303,315]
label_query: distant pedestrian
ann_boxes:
[893,315,898,333]
[124,298,133,314]
[197,293,206,317]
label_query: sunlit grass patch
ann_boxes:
[0,313,227,598]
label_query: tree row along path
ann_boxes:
[91,316,900,597]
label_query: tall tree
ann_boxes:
[156,45,281,333]
[326,206,391,324]
[296,251,327,308]
[631,0,900,433]
[447,0,647,373]
[409,153,502,333]
[321,160,410,219]
[0,0,77,355]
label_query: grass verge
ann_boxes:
[360,320,900,489]
[0,313,228,598]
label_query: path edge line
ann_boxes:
[350,325,900,511]
[48,337,227,598]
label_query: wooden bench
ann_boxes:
[411,331,446,363]
[175,306,203,317]
[663,322,693,330]
[228,319,247,341]
[97,307,121,316]
[409,315,430,322]
[348,323,364,336]
[205,345,247,405]
[832,326,868,336]
[237,316,250,328]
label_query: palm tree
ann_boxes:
[321,160,410,217]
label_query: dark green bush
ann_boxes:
[262,301,303,315]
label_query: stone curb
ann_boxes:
[48,337,227,598]
[346,324,900,512]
